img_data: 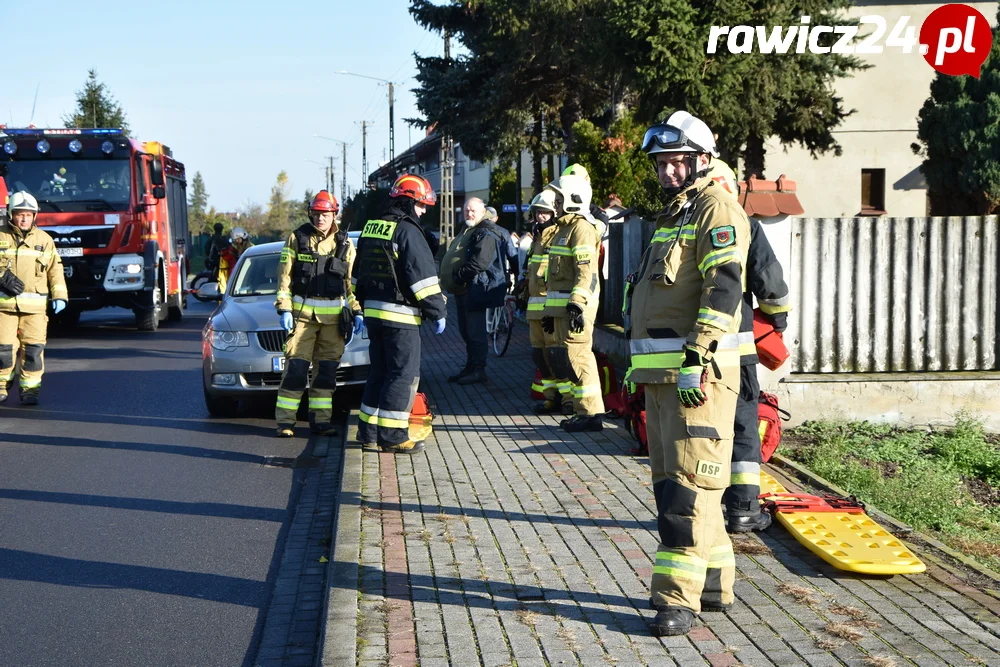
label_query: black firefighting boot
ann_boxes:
[380,439,425,455]
[560,414,603,432]
[276,424,295,438]
[649,597,732,613]
[649,606,696,637]
[20,392,38,406]
[727,509,773,534]
[532,400,562,414]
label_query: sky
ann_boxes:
[2,0,444,212]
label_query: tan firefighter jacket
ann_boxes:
[0,222,68,314]
[523,222,559,321]
[543,213,601,318]
[624,177,750,390]
[275,222,360,326]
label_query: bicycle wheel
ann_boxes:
[190,272,215,302]
[492,304,513,356]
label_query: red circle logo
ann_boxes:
[920,4,993,77]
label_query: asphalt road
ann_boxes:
[0,300,318,667]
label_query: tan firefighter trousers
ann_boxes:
[646,381,738,612]
[0,311,47,398]
[275,320,345,428]
[546,316,602,416]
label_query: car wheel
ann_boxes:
[204,388,240,417]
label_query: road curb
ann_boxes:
[319,411,362,667]
[769,453,1000,590]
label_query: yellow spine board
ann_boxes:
[760,472,926,576]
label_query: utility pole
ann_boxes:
[328,155,335,198]
[388,82,395,164]
[364,122,371,188]
[342,143,347,203]
[439,29,456,249]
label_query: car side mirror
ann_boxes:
[152,185,165,199]
[197,281,223,301]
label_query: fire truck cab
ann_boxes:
[0,127,188,331]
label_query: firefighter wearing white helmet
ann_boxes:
[540,175,603,432]
[625,111,751,637]
[0,191,69,405]
[515,189,571,414]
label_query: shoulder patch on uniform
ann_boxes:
[710,225,736,249]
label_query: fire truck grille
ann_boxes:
[50,227,115,250]
[256,330,287,352]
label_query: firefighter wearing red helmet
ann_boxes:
[274,190,363,437]
[354,174,446,454]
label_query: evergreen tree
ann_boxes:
[62,69,131,135]
[913,9,1000,215]
[188,172,209,235]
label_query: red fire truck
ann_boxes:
[0,127,188,330]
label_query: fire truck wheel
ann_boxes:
[167,290,184,322]
[135,273,165,331]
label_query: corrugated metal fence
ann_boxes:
[791,216,999,373]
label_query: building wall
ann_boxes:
[763,0,997,218]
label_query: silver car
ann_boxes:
[200,241,370,416]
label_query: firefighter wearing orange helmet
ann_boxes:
[354,174,446,454]
[274,190,363,437]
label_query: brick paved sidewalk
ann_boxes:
[322,311,1000,667]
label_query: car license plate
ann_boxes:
[272,356,286,373]
[57,247,83,257]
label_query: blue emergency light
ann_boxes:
[0,128,122,136]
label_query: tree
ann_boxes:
[913,11,1000,215]
[607,0,866,178]
[265,171,291,234]
[237,201,267,238]
[341,188,391,232]
[488,162,519,231]
[570,111,666,217]
[188,172,209,235]
[62,69,131,135]
[409,0,615,168]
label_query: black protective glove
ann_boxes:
[769,311,788,333]
[541,316,555,334]
[0,270,25,297]
[567,303,585,334]
[513,279,529,312]
[340,308,355,340]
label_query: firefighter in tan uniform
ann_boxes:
[541,174,604,432]
[0,192,69,405]
[274,191,363,437]
[625,112,751,636]
[515,190,571,414]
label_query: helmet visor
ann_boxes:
[641,124,684,153]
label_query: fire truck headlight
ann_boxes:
[123,263,142,275]
[101,141,114,155]
[36,140,50,154]
[2,141,16,155]
[69,140,83,154]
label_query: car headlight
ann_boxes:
[208,329,250,352]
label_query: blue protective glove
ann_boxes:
[52,299,67,315]
[434,318,446,335]
[279,311,294,332]
[353,313,366,336]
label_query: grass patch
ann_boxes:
[782,414,1000,571]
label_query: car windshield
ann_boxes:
[3,159,131,212]
[230,253,280,297]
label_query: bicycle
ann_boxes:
[486,294,516,356]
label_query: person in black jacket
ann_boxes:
[725,218,790,532]
[439,199,509,385]
[354,174,447,454]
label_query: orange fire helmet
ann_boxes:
[389,174,437,206]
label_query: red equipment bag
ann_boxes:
[530,369,546,401]
[410,392,433,426]
[753,309,790,371]
[594,352,625,415]
[622,383,648,456]
[758,391,791,462]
